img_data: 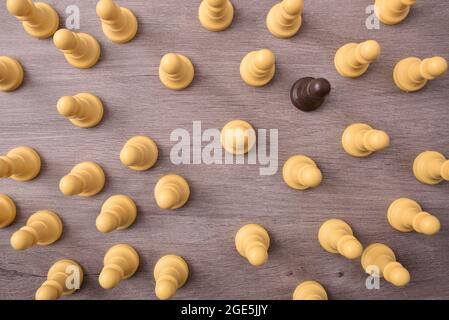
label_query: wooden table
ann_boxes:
[1,0,448,300]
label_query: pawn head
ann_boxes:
[247,246,268,266]
[96,0,120,20]
[96,213,118,233]
[283,0,304,15]
[340,237,363,259]
[57,96,78,117]
[59,175,82,196]
[161,53,182,75]
[54,29,77,51]
[6,0,32,17]
[155,279,176,300]
[99,268,121,289]
[309,78,331,98]
[300,166,322,188]
[10,229,34,250]
[120,146,140,167]
[426,57,448,78]
[369,130,390,151]
[388,265,410,287]
[254,49,275,71]
[419,215,440,235]
[35,285,59,300]
[157,189,178,209]
[359,40,381,62]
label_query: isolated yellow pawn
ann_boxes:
[53,28,101,69]
[10,210,63,251]
[6,0,59,39]
[159,53,194,90]
[96,0,138,44]
[0,146,41,181]
[120,136,158,171]
[375,0,416,25]
[154,174,190,209]
[59,161,105,197]
[99,244,139,289]
[235,224,270,267]
[199,0,234,32]
[154,255,189,300]
[57,93,104,128]
[282,155,322,190]
[293,281,328,300]
[342,123,389,157]
[0,56,24,92]
[318,219,363,259]
[0,194,16,228]
[388,198,440,235]
[334,40,381,78]
[240,49,276,87]
[35,259,83,300]
[362,243,410,287]
[96,195,137,233]
[266,0,304,38]
[220,120,256,155]
[393,56,448,92]
[413,151,449,185]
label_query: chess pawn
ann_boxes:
[0,194,16,228]
[53,28,101,69]
[96,0,138,44]
[318,219,363,259]
[35,259,84,300]
[266,0,304,38]
[154,255,189,300]
[159,53,194,90]
[334,40,381,78]
[342,123,389,157]
[6,0,59,39]
[198,0,234,32]
[235,224,270,266]
[120,136,158,171]
[57,93,104,128]
[375,0,416,25]
[393,56,448,92]
[282,155,322,190]
[293,281,328,300]
[388,198,440,235]
[10,210,63,250]
[0,146,41,181]
[99,244,139,289]
[154,174,190,209]
[290,77,331,112]
[96,195,137,233]
[220,120,256,155]
[240,49,276,87]
[413,151,449,185]
[361,243,410,287]
[0,56,24,92]
[59,161,105,197]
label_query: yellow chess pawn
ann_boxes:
[240,49,276,87]
[0,194,16,228]
[361,243,410,287]
[0,146,41,181]
[96,195,137,233]
[266,0,304,39]
[53,28,101,69]
[35,259,83,300]
[6,0,59,39]
[154,255,189,300]
[154,174,190,209]
[198,0,234,32]
[318,219,363,259]
[57,93,104,128]
[334,40,381,78]
[0,56,24,92]
[375,0,416,25]
[293,281,328,300]
[96,0,138,44]
[120,136,158,171]
[59,161,105,197]
[99,244,139,289]
[413,151,449,185]
[159,53,194,90]
[388,198,440,235]
[393,56,448,92]
[220,120,256,155]
[342,123,389,157]
[235,224,270,267]
[10,210,63,250]
[282,155,322,190]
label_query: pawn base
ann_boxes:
[342,123,373,157]
[159,54,194,90]
[266,4,302,39]
[0,57,24,92]
[123,136,158,171]
[235,224,270,261]
[47,259,84,295]
[0,194,16,228]
[102,8,138,44]
[104,244,139,279]
[240,51,275,87]
[220,120,256,155]
[318,219,353,254]
[70,93,104,128]
[198,1,234,32]
[7,146,41,181]
[293,281,328,300]
[290,77,324,112]
[387,198,420,232]
[28,210,63,245]
[154,255,189,289]
[375,0,411,25]
[154,174,190,209]
[393,57,426,92]
[101,195,137,230]
[23,2,59,39]
[334,43,369,78]
[413,151,445,184]
[361,243,395,277]
[72,162,105,197]
[282,155,317,190]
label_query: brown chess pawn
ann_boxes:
[290,77,331,111]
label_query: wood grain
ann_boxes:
[1,0,448,300]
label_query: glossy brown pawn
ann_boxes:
[290,77,331,112]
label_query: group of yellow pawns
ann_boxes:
[0,0,447,300]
